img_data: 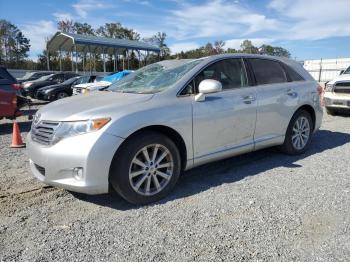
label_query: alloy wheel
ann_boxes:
[291,116,310,150]
[57,92,68,99]
[129,144,174,196]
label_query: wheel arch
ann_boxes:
[294,104,316,131]
[110,125,188,175]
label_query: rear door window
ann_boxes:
[249,59,287,85]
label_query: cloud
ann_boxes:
[72,0,110,18]
[166,0,278,40]
[20,20,56,58]
[53,12,74,21]
[169,42,201,54]
[269,0,350,40]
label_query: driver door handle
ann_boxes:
[242,95,256,104]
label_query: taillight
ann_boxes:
[12,95,17,105]
[317,85,324,95]
[11,83,22,90]
[317,85,325,107]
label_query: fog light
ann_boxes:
[73,167,84,180]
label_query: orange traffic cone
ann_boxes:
[10,121,25,148]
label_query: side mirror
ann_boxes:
[195,79,222,102]
[340,70,344,75]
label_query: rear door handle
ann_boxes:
[242,95,256,104]
[286,89,297,97]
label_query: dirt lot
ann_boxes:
[0,105,349,261]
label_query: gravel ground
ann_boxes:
[0,105,349,262]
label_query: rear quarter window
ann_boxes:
[282,64,304,81]
[249,59,287,85]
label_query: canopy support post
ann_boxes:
[82,52,85,73]
[116,52,118,71]
[93,47,97,72]
[82,46,86,73]
[93,52,96,72]
[103,49,106,73]
[71,48,74,72]
[138,50,141,69]
[75,44,78,73]
[127,50,130,70]
[46,48,50,71]
[59,49,62,71]
[122,52,125,70]
[113,49,116,72]
[88,46,91,74]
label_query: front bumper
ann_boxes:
[35,91,53,101]
[324,92,350,109]
[27,131,124,194]
[22,89,34,97]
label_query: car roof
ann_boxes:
[165,54,311,81]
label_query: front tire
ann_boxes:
[109,131,181,205]
[281,110,313,155]
[56,91,68,100]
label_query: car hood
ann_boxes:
[24,80,51,88]
[328,74,350,84]
[37,91,154,121]
[38,84,65,91]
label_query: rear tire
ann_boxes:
[109,131,181,205]
[281,110,313,155]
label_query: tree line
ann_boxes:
[0,18,291,71]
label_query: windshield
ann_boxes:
[343,66,350,74]
[107,59,202,94]
[37,74,54,81]
[62,76,79,85]
[95,76,103,82]
[20,72,35,79]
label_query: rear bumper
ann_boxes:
[27,131,125,194]
[324,92,350,109]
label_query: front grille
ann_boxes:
[34,164,45,176]
[334,82,350,94]
[31,121,60,145]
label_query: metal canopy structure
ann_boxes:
[46,31,160,72]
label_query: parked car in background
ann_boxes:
[324,66,350,115]
[27,54,323,204]
[0,66,21,119]
[17,71,53,84]
[22,72,79,97]
[36,75,100,101]
[72,70,131,95]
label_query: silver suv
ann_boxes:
[27,54,323,204]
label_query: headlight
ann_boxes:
[23,82,33,88]
[325,83,333,92]
[52,118,111,144]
